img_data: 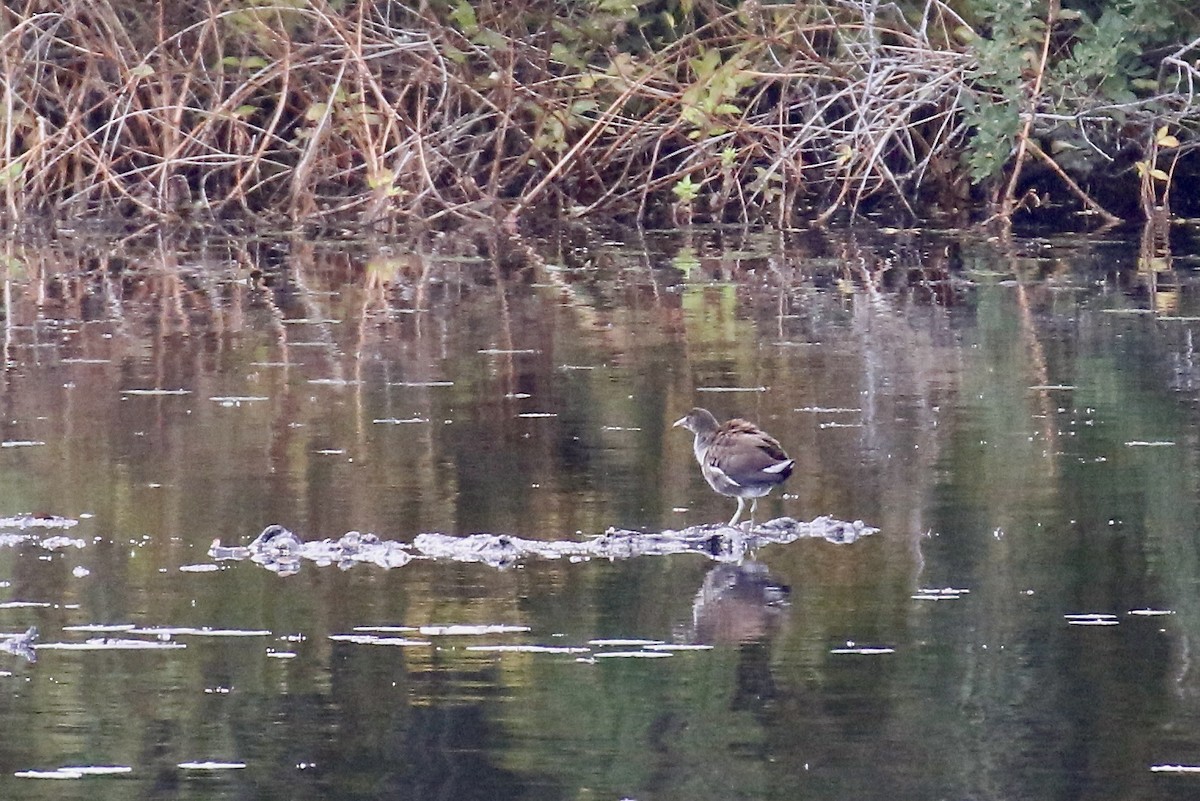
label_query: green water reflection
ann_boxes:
[2,226,1200,800]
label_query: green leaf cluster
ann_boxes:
[962,0,1193,185]
[680,48,752,139]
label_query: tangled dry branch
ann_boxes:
[0,0,1196,228]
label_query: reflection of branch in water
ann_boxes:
[840,247,959,586]
[285,240,345,381]
[2,261,11,379]
[1008,245,1060,466]
[1138,209,1175,316]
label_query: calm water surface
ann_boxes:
[3,225,1200,800]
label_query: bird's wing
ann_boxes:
[708,422,792,484]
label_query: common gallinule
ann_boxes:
[673,407,794,526]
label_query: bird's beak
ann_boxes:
[672,416,687,428]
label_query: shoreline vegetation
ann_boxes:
[1,0,1197,231]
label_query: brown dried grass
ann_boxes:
[0,0,1191,229]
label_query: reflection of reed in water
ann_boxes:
[691,561,789,645]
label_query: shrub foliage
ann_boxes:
[0,0,1197,226]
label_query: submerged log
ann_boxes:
[210,516,878,575]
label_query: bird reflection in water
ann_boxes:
[692,561,790,645]
[692,561,790,712]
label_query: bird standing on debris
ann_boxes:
[673,407,795,526]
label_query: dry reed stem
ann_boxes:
[0,0,1195,228]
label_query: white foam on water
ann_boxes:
[1065,613,1119,626]
[15,769,85,779]
[41,536,86,550]
[121,389,190,395]
[178,761,246,770]
[645,643,714,651]
[179,564,221,573]
[913,587,970,600]
[350,623,417,633]
[329,634,432,647]
[696,386,767,393]
[353,625,418,633]
[35,638,187,651]
[62,624,136,633]
[127,627,271,637]
[418,624,532,636]
[0,515,79,529]
[830,646,896,655]
[465,644,590,654]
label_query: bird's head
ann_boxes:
[673,407,720,434]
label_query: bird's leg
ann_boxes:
[728,497,747,526]
[748,497,759,528]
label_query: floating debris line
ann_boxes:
[35,638,188,651]
[0,533,86,551]
[912,587,970,601]
[830,644,896,655]
[0,515,80,530]
[1065,613,1120,626]
[466,644,590,654]
[696,386,768,393]
[0,626,38,662]
[15,766,132,779]
[210,396,270,405]
[208,516,877,574]
[329,634,432,647]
